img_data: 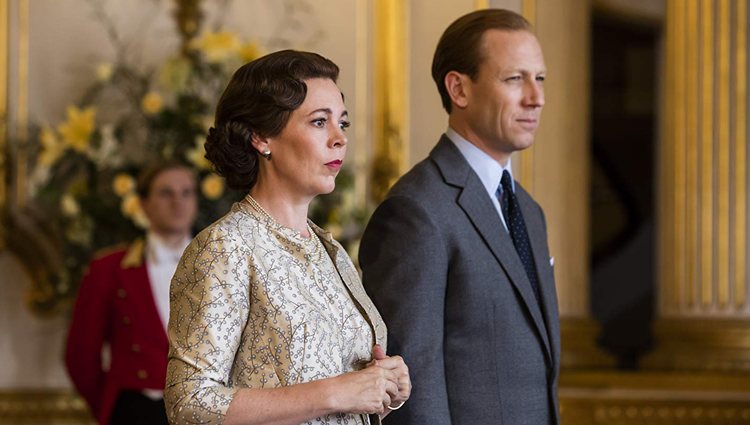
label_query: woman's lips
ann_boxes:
[325,159,343,170]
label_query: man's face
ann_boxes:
[141,168,197,237]
[457,29,546,163]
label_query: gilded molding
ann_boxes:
[734,0,746,309]
[0,390,93,424]
[560,370,750,425]
[685,0,698,311]
[673,0,686,311]
[717,0,730,308]
[700,0,713,308]
[370,0,408,203]
[643,319,750,372]
[659,0,675,314]
[0,0,8,250]
[662,0,750,315]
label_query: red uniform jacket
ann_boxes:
[65,240,169,425]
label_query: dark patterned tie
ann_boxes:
[499,170,542,304]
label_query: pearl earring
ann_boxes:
[261,149,271,160]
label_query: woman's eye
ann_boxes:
[312,118,326,127]
[339,121,351,131]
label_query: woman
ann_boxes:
[165,50,410,425]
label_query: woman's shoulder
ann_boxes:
[187,203,264,253]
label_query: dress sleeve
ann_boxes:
[164,225,250,424]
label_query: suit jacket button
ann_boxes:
[137,370,148,379]
[122,316,131,325]
[131,344,140,353]
[117,288,127,298]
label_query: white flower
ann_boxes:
[95,125,122,168]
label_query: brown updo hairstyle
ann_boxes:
[205,50,340,191]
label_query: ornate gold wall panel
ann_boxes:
[370,0,409,203]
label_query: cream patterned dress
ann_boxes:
[165,198,387,425]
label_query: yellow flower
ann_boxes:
[191,30,241,63]
[121,193,142,218]
[201,174,225,200]
[158,57,191,92]
[60,194,80,217]
[239,41,262,62]
[141,92,164,115]
[96,62,114,82]
[37,126,65,166]
[112,173,136,197]
[187,136,211,170]
[58,106,96,153]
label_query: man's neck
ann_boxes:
[149,231,189,250]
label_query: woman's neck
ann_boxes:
[248,185,312,236]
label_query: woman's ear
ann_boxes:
[445,71,470,109]
[251,133,272,160]
[250,133,269,155]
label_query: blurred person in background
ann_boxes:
[65,161,198,425]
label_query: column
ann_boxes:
[646,0,750,372]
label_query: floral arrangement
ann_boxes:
[23,1,366,314]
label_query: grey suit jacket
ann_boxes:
[360,136,560,425]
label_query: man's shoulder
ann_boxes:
[91,243,128,263]
[88,240,143,270]
[389,156,443,195]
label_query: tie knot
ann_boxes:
[501,170,513,194]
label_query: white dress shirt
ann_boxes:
[445,127,515,231]
[145,232,191,333]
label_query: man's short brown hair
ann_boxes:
[431,9,531,113]
[136,160,195,199]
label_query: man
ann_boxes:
[65,161,198,425]
[359,9,559,425]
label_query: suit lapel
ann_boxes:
[430,137,552,362]
[517,187,560,366]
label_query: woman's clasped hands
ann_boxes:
[328,344,411,417]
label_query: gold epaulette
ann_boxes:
[92,242,130,260]
[121,238,145,269]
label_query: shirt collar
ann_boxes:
[445,127,515,194]
[146,232,190,264]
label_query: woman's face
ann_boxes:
[262,78,349,198]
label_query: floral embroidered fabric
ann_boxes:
[165,200,386,424]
